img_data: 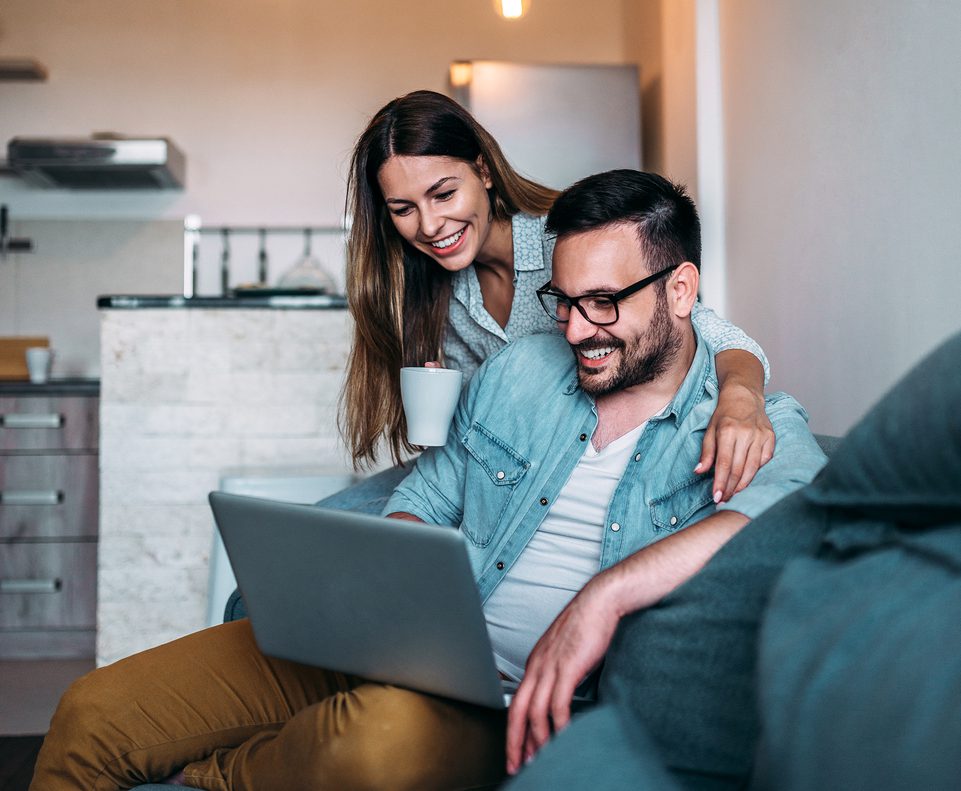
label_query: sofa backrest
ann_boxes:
[814,433,841,457]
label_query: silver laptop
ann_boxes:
[208,491,510,709]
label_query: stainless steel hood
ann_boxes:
[6,135,186,189]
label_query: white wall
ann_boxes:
[0,220,182,377]
[718,0,961,435]
[0,0,631,225]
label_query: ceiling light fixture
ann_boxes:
[494,0,530,20]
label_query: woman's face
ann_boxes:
[377,155,496,272]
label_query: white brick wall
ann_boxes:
[97,307,354,666]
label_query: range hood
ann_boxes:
[6,135,186,189]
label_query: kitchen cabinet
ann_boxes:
[0,386,99,658]
[97,299,350,665]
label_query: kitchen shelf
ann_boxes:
[97,294,347,310]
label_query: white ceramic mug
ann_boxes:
[25,347,53,384]
[400,366,463,446]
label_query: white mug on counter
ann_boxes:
[400,366,463,447]
[25,347,53,384]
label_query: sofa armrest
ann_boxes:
[223,587,247,622]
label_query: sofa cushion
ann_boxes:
[754,522,961,791]
[595,488,830,784]
[503,704,680,791]
[804,329,961,525]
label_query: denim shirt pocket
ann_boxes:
[649,475,715,534]
[461,422,531,547]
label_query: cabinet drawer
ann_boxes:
[0,541,97,629]
[0,454,98,539]
[0,396,99,451]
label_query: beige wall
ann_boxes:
[622,0,698,193]
[0,0,631,225]
[718,0,961,436]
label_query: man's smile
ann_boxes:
[574,341,623,370]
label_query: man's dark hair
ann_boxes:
[545,169,701,273]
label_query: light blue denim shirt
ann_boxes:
[385,329,825,604]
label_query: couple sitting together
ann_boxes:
[32,93,826,791]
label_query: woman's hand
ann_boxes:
[698,350,775,502]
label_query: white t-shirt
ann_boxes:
[483,422,647,680]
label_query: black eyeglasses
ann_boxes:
[535,263,680,326]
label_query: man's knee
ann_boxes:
[304,685,502,791]
[48,666,114,736]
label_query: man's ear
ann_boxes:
[476,156,493,189]
[668,262,699,318]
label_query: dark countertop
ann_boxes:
[0,378,100,396]
[97,294,348,310]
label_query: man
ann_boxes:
[31,171,823,791]
[384,169,825,776]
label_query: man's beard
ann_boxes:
[572,289,683,396]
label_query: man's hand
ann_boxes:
[505,576,620,775]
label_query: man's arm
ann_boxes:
[505,509,748,774]
[382,342,524,524]
[382,391,475,525]
[386,512,425,523]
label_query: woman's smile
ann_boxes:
[425,226,468,255]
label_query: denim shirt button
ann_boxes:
[634,453,641,462]
[496,561,505,570]
[670,516,678,526]
[610,522,621,532]
[540,497,548,506]
[496,470,506,480]
[579,433,587,441]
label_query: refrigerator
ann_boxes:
[451,60,641,191]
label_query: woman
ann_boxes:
[337,89,773,507]
[29,91,775,791]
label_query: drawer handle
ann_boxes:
[0,578,63,594]
[0,490,64,506]
[0,413,65,429]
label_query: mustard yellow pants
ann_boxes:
[30,619,506,791]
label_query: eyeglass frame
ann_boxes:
[535,263,681,326]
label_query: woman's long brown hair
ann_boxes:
[342,90,558,468]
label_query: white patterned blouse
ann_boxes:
[443,213,770,384]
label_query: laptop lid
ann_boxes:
[208,491,507,709]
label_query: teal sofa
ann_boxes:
[507,329,961,791]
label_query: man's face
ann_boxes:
[551,223,682,396]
